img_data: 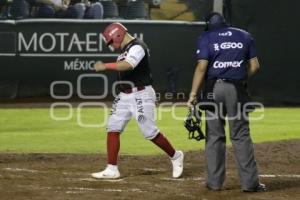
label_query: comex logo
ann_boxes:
[218,31,232,36]
[213,60,243,68]
[213,42,243,51]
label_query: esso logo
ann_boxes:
[220,42,243,49]
[218,31,232,36]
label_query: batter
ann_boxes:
[92,22,184,179]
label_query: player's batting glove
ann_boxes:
[94,61,106,71]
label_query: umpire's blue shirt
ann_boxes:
[196,26,257,80]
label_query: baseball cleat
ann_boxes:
[91,165,120,179]
[170,150,184,178]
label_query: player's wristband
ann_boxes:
[104,63,118,70]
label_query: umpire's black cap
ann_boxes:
[204,12,227,31]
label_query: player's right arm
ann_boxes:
[94,45,145,72]
[94,60,134,71]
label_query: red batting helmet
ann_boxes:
[103,22,128,50]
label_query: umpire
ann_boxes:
[187,12,266,192]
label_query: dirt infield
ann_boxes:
[0,140,299,200]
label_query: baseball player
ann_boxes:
[91,22,184,179]
[187,13,266,192]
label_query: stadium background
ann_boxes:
[0,1,300,200]
[1,0,300,105]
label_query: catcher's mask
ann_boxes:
[184,107,205,141]
[204,12,227,31]
[103,22,128,50]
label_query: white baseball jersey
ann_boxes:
[107,39,159,139]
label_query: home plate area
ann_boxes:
[0,140,299,200]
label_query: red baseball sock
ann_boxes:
[107,132,120,165]
[151,133,176,157]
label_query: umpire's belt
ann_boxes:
[122,86,146,94]
[216,78,239,83]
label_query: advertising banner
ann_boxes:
[0,19,204,98]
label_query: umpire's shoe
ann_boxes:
[243,183,267,192]
[91,165,120,179]
[170,150,184,178]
